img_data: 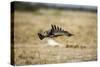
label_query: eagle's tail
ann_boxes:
[64,31,74,36]
[38,33,45,40]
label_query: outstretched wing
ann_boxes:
[49,25,64,36]
[50,25,73,36]
[51,25,64,32]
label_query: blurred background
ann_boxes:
[11,1,97,65]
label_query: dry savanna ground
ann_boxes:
[12,8,97,65]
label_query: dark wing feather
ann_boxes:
[50,25,64,34]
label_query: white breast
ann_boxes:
[43,38,63,47]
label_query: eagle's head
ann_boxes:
[38,31,48,40]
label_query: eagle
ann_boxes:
[38,25,73,40]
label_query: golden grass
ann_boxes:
[12,9,97,65]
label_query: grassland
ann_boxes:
[12,8,97,65]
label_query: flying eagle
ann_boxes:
[38,25,73,40]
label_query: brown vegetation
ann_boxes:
[12,8,97,65]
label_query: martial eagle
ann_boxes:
[38,25,73,40]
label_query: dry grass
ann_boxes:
[12,8,97,65]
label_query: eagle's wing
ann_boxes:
[50,25,73,36]
[49,25,64,36]
[51,25,63,32]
